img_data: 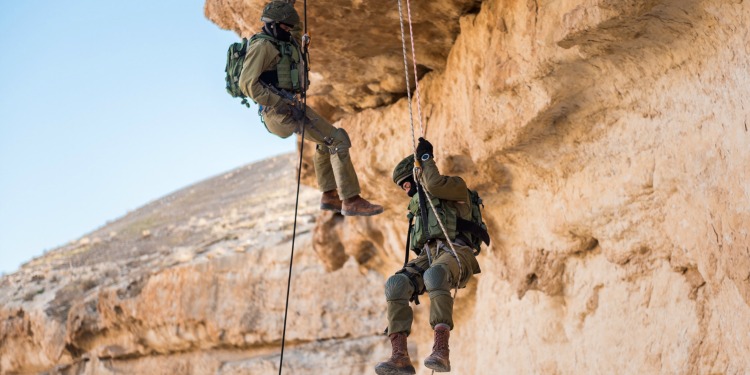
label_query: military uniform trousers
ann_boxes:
[385,241,479,335]
[261,104,361,200]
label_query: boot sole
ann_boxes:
[341,207,384,217]
[374,363,416,375]
[424,359,451,372]
[320,203,342,212]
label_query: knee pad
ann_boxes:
[423,265,451,293]
[384,274,414,301]
[327,128,351,154]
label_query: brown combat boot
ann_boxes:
[320,190,342,212]
[424,323,451,372]
[374,332,416,375]
[341,195,384,216]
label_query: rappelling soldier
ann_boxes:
[375,138,487,374]
[239,1,383,216]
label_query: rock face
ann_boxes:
[206,0,481,120]
[2,0,750,374]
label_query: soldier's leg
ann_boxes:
[259,106,296,138]
[378,265,423,374]
[386,254,428,335]
[301,108,361,199]
[385,273,415,335]
[423,245,474,372]
[271,106,381,215]
[424,245,474,330]
[263,105,340,194]
[313,146,337,193]
[423,262,455,330]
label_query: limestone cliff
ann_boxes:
[2,0,750,374]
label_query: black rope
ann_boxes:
[278,1,309,373]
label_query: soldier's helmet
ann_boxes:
[392,155,415,186]
[261,1,300,26]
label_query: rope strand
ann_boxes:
[278,0,309,373]
[278,115,305,375]
[397,0,419,156]
[397,0,463,293]
[405,0,425,137]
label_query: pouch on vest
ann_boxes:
[407,189,490,255]
[248,33,302,93]
[408,195,457,252]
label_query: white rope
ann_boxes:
[405,0,425,136]
[397,0,419,155]
[397,0,463,292]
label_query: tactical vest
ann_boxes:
[407,194,462,252]
[249,33,301,93]
[407,189,490,254]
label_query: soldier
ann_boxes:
[375,138,483,374]
[239,1,383,216]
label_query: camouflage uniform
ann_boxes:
[385,157,481,335]
[238,3,361,201]
[375,151,481,374]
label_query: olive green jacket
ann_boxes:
[238,37,285,108]
[420,158,469,203]
[408,158,473,248]
[409,158,481,275]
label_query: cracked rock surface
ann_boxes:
[211,0,750,373]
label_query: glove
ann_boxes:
[289,104,306,121]
[274,103,291,115]
[416,137,433,160]
[276,103,306,121]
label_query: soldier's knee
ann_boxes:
[384,274,413,301]
[424,265,451,294]
[327,128,351,154]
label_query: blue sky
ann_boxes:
[0,1,294,274]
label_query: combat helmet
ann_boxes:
[392,155,415,186]
[261,1,300,26]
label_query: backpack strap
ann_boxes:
[456,218,490,247]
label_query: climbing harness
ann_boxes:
[397,0,464,299]
[279,0,310,373]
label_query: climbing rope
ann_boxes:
[405,0,425,134]
[396,0,420,154]
[278,0,310,373]
[397,0,463,297]
[398,10,460,375]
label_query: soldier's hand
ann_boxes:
[416,137,433,160]
[276,103,305,121]
[274,104,291,116]
[289,104,306,121]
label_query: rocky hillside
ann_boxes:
[3,0,750,374]
[1,154,391,374]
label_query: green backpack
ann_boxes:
[225,38,251,108]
